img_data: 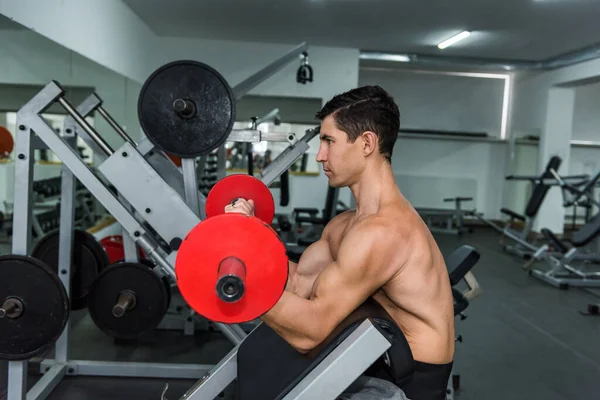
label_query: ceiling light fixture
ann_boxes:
[358,53,410,62]
[438,31,471,50]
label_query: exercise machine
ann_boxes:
[445,246,482,400]
[417,196,476,236]
[477,205,600,289]
[499,156,562,258]
[293,186,346,240]
[522,213,600,289]
[0,41,319,400]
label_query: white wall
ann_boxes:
[0,29,143,150]
[390,138,507,219]
[510,58,600,230]
[512,57,600,140]
[0,0,157,83]
[513,70,600,142]
[360,67,506,137]
[155,37,359,106]
[573,80,600,141]
[358,66,509,218]
[510,71,548,137]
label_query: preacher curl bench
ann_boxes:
[164,244,481,400]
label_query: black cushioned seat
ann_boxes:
[524,155,562,218]
[571,212,600,247]
[540,212,600,252]
[501,155,562,222]
[295,216,323,225]
[293,208,319,223]
[500,208,526,222]
[443,197,473,202]
[447,245,480,286]
[541,228,570,254]
[236,298,414,400]
[445,245,480,315]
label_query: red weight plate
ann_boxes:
[176,214,288,324]
[100,235,146,264]
[167,153,182,167]
[205,174,275,224]
[100,235,123,246]
[100,235,123,263]
[0,126,14,158]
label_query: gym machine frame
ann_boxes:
[501,170,597,259]
[164,319,392,400]
[68,92,316,337]
[6,42,318,400]
[475,215,600,289]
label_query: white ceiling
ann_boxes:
[123,0,600,62]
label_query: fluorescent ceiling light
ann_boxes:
[438,31,471,50]
[359,53,410,62]
[378,54,410,62]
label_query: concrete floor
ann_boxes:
[1,226,600,400]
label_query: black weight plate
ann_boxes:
[138,60,236,158]
[116,258,172,311]
[88,262,169,339]
[0,255,69,360]
[32,229,110,310]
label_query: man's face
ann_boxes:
[316,115,365,188]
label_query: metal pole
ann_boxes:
[57,97,114,156]
[232,42,308,99]
[97,106,137,146]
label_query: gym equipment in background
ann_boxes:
[288,186,348,249]
[498,156,563,258]
[522,212,600,289]
[2,41,321,400]
[445,245,482,400]
[416,196,476,236]
[0,125,14,159]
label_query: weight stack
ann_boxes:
[198,148,224,196]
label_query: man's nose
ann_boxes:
[316,146,326,162]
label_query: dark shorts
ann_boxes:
[400,360,454,400]
[337,360,453,400]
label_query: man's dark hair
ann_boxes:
[315,85,400,162]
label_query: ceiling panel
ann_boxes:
[123,0,600,61]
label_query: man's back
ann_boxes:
[310,195,455,365]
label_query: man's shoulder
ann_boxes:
[337,217,409,275]
[345,215,398,246]
[347,211,420,255]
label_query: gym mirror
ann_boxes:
[228,94,323,176]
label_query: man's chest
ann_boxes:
[327,221,356,260]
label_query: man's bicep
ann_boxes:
[296,239,333,276]
[289,239,333,298]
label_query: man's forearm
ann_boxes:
[262,291,324,352]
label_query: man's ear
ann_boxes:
[361,131,378,157]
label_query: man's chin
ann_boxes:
[327,179,344,189]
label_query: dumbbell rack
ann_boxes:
[5,56,319,400]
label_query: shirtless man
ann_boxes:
[225,85,455,399]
